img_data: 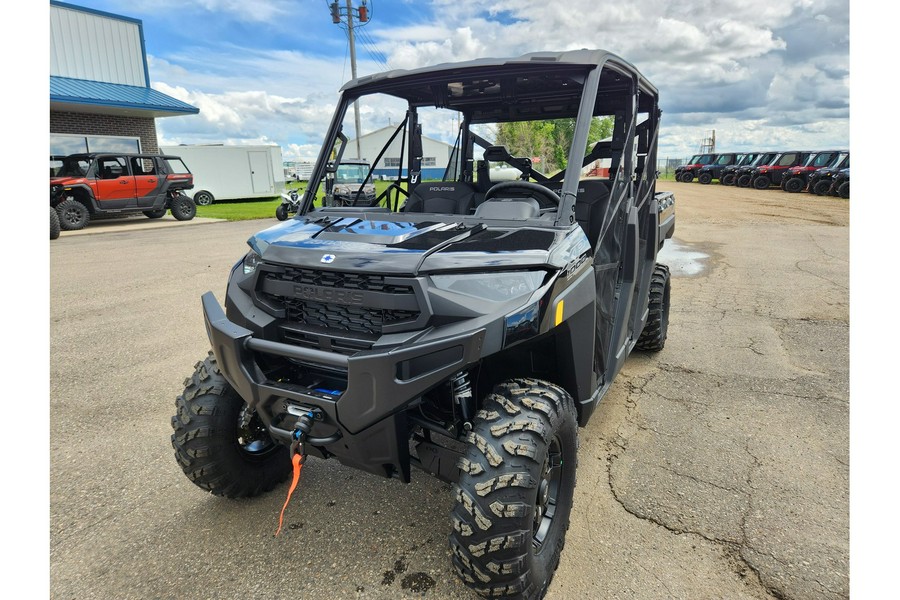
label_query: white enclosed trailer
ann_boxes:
[159,144,285,205]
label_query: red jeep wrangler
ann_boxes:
[50,153,196,231]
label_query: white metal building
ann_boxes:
[49,1,198,156]
[346,126,454,180]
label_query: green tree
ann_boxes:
[495,117,613,175]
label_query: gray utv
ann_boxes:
[172,49,675,600]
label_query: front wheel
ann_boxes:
[813,180,832,196]
[680,172,694,183]
[736,174,752,187]
[171,352,290,498]
[450,379,578,600]
[275,204,289,221]
[170,194,197,221]
[838,181,850,199]
[784,178,805,193]
[753,176,771,190]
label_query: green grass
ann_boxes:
[194,180,410,221]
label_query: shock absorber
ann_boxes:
[450,370,474,432]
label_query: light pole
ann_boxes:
[330,1,369,160]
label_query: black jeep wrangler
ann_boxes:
[171,49,674,599]
[696,152,740,184]
[50,153,196,230]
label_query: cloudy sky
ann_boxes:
[58,0,850,161]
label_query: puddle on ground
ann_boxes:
[658,239,709,276]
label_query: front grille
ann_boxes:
[254,267,422,341]
[282,298,418,336]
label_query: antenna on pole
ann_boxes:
[699,129,716,153]
[329,1,370,159]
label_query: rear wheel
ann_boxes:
[636,264,671,352]
[698,172,712,185]
[50,207,60,239]
[275,204,289,221]
[450,379,578,600]
[784,178,805,193]
[681,172,694,183]
[56,198,90,231]
[737,174,752,187]
[171,352,290,498]
[721,173,736,186]
[753,176,770,190]
[170,194,197,221]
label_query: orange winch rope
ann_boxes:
[274,452,304,537]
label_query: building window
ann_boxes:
[422,157,437,167]
[50,134,141,156]
[383,157,402,167]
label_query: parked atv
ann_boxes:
[735,152,779,187]
[275,189,301,221]
[675,153,717,182]
[748,150,812,189]
[324,159,376,206]
[808,153,850,195]
[50,153,195,230]
[719,152,763,186]
[781,150,845,193]
[829,168,850,199]
[696,152,740,184]
[171,49,674,600]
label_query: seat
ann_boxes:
[540,179,611,249]
[403,182,476,215]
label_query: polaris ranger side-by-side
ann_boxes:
[171,49,674,600]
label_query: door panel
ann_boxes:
[131,157,164,208]
[249,151,271,194]
[94,157,137,208]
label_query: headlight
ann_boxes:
[242,250,262,275]
[333,185,348,195]
[431,271,545,302]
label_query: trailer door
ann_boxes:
[249,151,271,194]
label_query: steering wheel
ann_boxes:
[484,180,561,208]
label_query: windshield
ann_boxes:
[811,152,838,168]
[752,153,776,166]
[336,164,370,183]
[714,154,732,165]
[697,154,715,165]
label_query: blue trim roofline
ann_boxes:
[51,1,151,87]
[51,76,199,116]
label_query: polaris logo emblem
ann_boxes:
[321,254,336,264]
[294,285,364,305]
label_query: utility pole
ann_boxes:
[330,1,369,160]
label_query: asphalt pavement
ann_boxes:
[48,182,849,599]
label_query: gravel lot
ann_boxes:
[49,180,849,599]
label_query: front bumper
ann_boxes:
[202,291,486,479]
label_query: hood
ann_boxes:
[51,176,87,186]
[248,215,564,275]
